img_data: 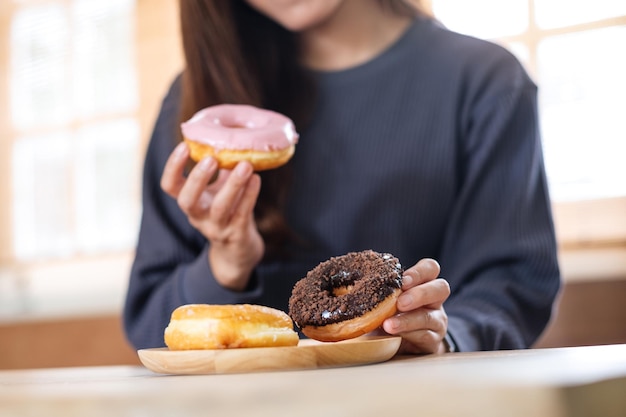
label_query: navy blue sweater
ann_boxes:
[124,17,561,351]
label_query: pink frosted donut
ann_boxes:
[181,104,299,171]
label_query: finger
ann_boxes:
[397,278,450,312]
[206,170,231,193]
[161,142,190,198]
[210,161,254,225]
[401,258,440,290]
[177,157,218,213]
[398,329,444,355]
[230,173,261,227]
[383,308,447,336]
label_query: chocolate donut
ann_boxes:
[289,250,403,342]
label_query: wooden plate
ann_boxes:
[138,336,401,375]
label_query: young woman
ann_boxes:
[124,0,561,353]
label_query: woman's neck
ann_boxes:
[299,0,412,71]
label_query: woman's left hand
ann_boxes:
[382,258,451,354]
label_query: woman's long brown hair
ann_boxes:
[177,0,420,258]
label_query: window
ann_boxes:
[431,0,626,202]
[9,0,139,261]
[1,0,183,319]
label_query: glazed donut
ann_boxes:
[164,304,300,350]
[180,104,299,171]
[288,250,403,342]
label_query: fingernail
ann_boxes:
[174,142,187,159]
[397,294,411,309]
[385,318,399,332]
[402,274,413,287]
[197,157,216,172]
[234,162,252,178]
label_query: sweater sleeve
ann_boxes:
[441,53,561,351]
[123,78,264,350]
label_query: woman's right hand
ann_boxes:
[160,142,264,291]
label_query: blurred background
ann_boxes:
[0,0,625,368]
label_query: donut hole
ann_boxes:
[322,270,360,298]
[216,112,271,130]
[332,285,354,296]
[220,121,247,129]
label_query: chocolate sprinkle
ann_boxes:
[288,250,403,327]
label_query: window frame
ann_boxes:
[0,0,183,320]
[495,9,626,251]
[427,1,626,260]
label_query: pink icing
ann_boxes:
[181,104,299,151]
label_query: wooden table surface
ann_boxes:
[1,343,625,417]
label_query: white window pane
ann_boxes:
[432,0,528,39]
[74,119,140,253]
[12,134,74,260]
[538,27,626,201]
[10,4,70,130]
[535,0,626,29]
[72,0,138,117]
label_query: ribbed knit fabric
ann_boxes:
[123,16,561,351]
